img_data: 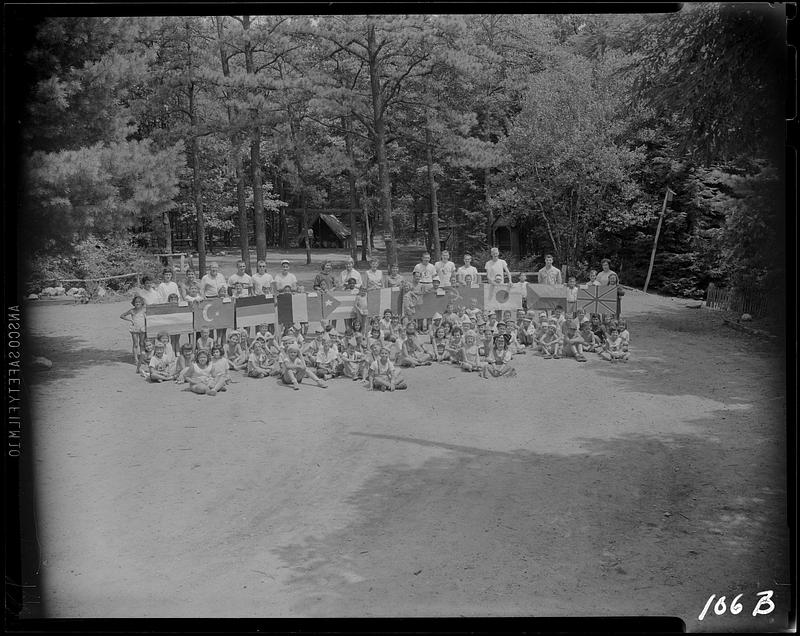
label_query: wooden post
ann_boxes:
[643,187,673,293]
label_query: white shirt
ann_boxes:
[228,272,253,291]
[485,258,509,283]
[340,268,363,288]
[200,273,227,298]
[434,260,456,287]
[366,269,384,290]
[139,287,161,306]
[274,271,298,291]
[457,264,479,286]
[156,281,180,303]
[413,262,437,284]
[251,272,274,295]
[596,269,617,285]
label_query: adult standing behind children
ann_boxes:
[413,252,437,289]
[201,262,227,298]
[313,260,337,292]
[365,257,384,290]
[251,260,274,295]
[228,260,254,295]
[457,254,480,287]
[595,259,618,285]
[537,254,563,285]
[178,267,199,300]
[434,250,457,288]
[385,263,405,288]
[339,257,363,289]
[485,247,512,285]
[274,259,298,292]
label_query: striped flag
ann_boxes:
[193,298,235,330]
[578,285,619,315]
[276,292,322,326]
[320,290,357,322]
[367,287,401,316]
[526,284,567,310]
[145,303,193,337]
[235,295,277,328]
[484,283,525,311]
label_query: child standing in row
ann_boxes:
[120,295,147,372]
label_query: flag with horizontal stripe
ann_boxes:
[276,292,322,326]
[145,303,193,336]
[526,284,567,310]
[484,283,525,311]
[193,298,234,330]
[367,287,401,316]
[235,295,277,328]
[578,285,619,315]
[320,290,357,321]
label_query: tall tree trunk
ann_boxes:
[425,124,441,262]
[243,15,267,262]
[162,211,173,255]
[191,134,206,277]
[367,25,397,265]
[215,16,251,272]
[342,116,359,262]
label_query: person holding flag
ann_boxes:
[434,250,456,289]
[596,259,618,286]
[339,257,363,289]
[274,260,298,292]
[412,252,437,290]
[457,254,479,287]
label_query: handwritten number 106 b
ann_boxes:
[698,591,775,621]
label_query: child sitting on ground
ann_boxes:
[314,338,341,380]
[147,341,175,382]
[540,322,562,359]
[562,320,587,362]
[431,326,449,362]
[138,339,155,378]
[368,347,407,392]
[280,344,327,390]
[399,323,434,367]
[174,343,194,382]
[601,327,629,362]
[341,341,367,381]
[195,326,214,353]
[224,331,249,371]
[460,330,484,374]
[619,319,630,352]
[446,326,464,364]
[247,337,273,378]
[579,319,600,353]
[482,335,517,378]
[182,350,227,396]
[210,344,232,389]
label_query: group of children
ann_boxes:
[121,289,631,395]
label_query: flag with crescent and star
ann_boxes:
[577,285,619,315]
[234,295,277,328]
[193,298,234,330]
[526,284,567,310]
[145,303,194,337]
[484,283,525,311]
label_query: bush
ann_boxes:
[26,235,160,296]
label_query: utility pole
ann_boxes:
[643,187,675,293]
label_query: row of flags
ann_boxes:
[145,284,620,336]
[145,288,400,336]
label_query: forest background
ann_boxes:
[7,7,787,302]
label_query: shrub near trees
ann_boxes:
[12,9,785,300]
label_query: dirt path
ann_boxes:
[22,289,789,629]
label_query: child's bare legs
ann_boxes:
[600,351,612,362]
[170,334,181,355]
[148,370,170,382]
[283,369,301,389]
[372,375,391,391]
[399,356,419,368]
[130,333,141,366]
[552,343,561,359]
[303,367,328,388]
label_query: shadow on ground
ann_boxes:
[23,333,131,383]
[268,420,789,620]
